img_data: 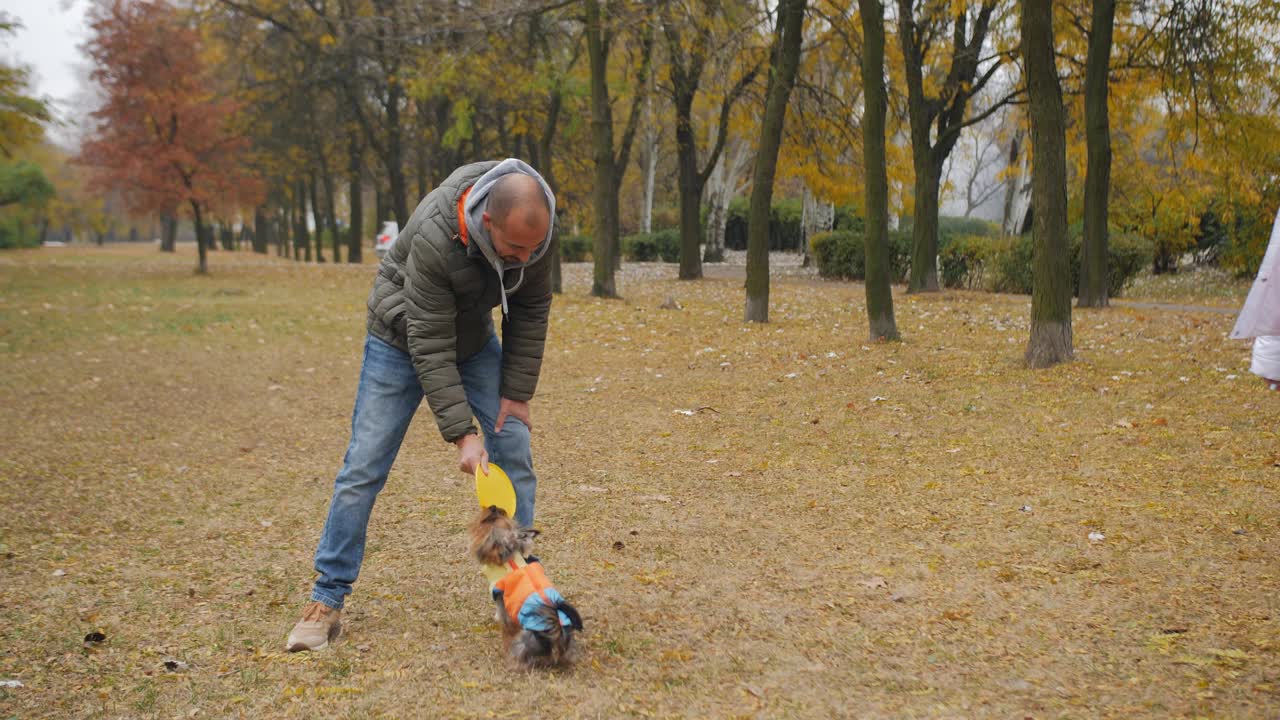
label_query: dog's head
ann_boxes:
[469,505,538,566]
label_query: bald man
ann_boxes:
[288,160,556,651]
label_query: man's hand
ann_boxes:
[495,398,532,434]
[455,433,489,475]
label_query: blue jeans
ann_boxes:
[310,333,535,609]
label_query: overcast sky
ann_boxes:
[2,0,92,144]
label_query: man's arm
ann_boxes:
[402,230,475,444]
[499,252,553,405]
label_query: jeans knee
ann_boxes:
[489,422,531,461]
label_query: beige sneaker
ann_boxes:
[286,601,342,652]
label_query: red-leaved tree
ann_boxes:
[78,0,261,273]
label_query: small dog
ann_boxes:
[468,506,583,669]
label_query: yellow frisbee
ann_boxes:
[475,463,517,518]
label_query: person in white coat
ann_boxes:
[1230,206,1280,390]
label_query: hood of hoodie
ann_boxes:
[462,159,556,316]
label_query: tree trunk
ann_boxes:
[907,155,942,292]
[550,218,563,294]
[252,207,268,254]
[160,213,177,252]
[348,142,364,264]
[1078,0,1115,308]
[745,0,806,323]
[278,207,290,257]
[374,182,386,234]
[190,199,208,275]
[586,0,619,298]
[415,140,428,205]
[859,0,899,341]
[641,86,657,235]
[1000,129,1023,235]
[1022,0,1073,368]
[321,154,341,264]
[704,138,749,263]
[673,81,706,280]
[386,83,409,228]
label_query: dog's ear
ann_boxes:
[557,601,584,631]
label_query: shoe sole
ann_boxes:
[287,640,327,652]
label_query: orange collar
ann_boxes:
[456,187,472,246]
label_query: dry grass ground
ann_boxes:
[0,244,1276,719]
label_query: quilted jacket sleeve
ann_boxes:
[403,229,475,443]
[500,250,553,401]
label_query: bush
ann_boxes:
[652,228,681,262]
[723,198,805,251]
[622,229,681,262]
[810,230,865,279]
[888,229,914,283]
[1069,228,1153,297]
[810,228,913,283]
[947,230,1154,297]
[623,232,658,261]
[559,234,592,262]
[0,215,41,249]
[833,205,865,234]
[899,215,1000,249]
[939,234,994,289]
[990,235,1036,294]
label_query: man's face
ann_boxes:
[484,207,547,264]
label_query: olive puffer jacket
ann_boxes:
[365,161,553,442]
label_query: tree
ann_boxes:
[660,0,762,279]
[745,0,806,323]
[0,162,54,208]
[0,15,52,158]
[859,0,899,341]
[940,106,1010,218]
[1021,0,1072,367]
[1077,0,1115,307]
[704,134,753,261]
[80,0,261,274]
[585,0,654,298]
[897,0,1013,293]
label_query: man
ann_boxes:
[287,159,556,652]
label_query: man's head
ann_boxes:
[482,174,551,264]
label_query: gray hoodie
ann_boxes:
[463,158,556,316]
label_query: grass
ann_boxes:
[0,244,1276,719]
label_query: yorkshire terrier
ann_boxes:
[468,505,583,669]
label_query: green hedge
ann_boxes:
[939,229,1154,297]
[940,234,993,289]
[560,234,592,262]
[724,197,804,251]
[900,215,1001,246]
[622,229,680,262]
[810,228,913,282]
[811,231,865,279]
